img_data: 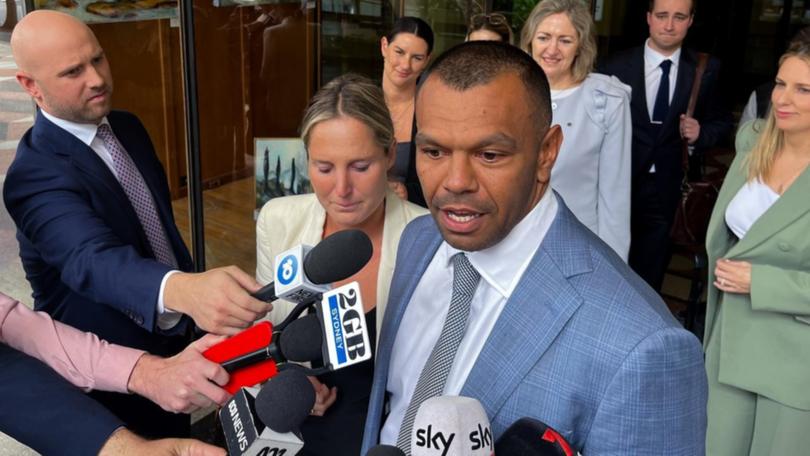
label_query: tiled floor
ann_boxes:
[0,40,34,307]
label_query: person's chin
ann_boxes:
[440,229,494,252]
[437,217,496,252]
[329,205,366,225]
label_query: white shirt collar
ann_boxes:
[441,188,557,298]
[40,109,109,147]
[644,39,681,75]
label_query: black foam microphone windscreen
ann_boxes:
[495,417,578,456]
[278,313,323,362]
[366,445,406,456]
[304,229,372,284]
[254,367,315,434]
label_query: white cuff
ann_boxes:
[157,270,182,330]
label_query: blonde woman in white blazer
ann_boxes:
[255,74,427,456]
[256,187,426,338]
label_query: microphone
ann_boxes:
[411,396,493,456]
[495,418,579,456]
[254,365,314,434]
[218,314,323,373]
[202,322,277,394]
[268,230,372,322]
[203,314,324,392]
[313,281,373,371]
[205,279,374,392]
[366,446,406,456]
[219,368,313,456]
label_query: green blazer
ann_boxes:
[705,120,810,410]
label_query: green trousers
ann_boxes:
[706,310,810,455]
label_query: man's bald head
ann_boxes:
[12,11,94,74]
[11,10,114,123]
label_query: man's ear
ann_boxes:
[16,71,40,101]
[536,124,562,184]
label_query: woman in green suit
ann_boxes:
[705,39,810,455]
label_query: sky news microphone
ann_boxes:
[219,368,314,456]
[264,230,372,327]
[366,445,406,456]
[494,418,579,456]
[411,396,493,456]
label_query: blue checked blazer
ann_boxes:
[361,195,707,455]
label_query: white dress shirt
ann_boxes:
[379,189,559,445]
[644,40,682,173]
[40,110,180,329]
[644,39,681,121]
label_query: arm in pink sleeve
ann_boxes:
[0,292,145,393]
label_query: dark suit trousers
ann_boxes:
[0,344,125,455]
[89,389,190,439]
[629,172,675,291]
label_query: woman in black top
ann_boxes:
[380,17,434,207]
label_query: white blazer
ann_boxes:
[550,73,632,261]
[255,188,428,340]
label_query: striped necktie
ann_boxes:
[396,252,481,453]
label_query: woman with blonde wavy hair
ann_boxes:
[704,36,810,455]
[520,0,632,260]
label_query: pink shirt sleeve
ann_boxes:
[0,292,145,393]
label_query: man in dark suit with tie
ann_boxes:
[601,0,732,291]
[3,11,271,438]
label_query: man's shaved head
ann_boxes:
[11,10,113,123]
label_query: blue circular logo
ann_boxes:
[277,254,298,285]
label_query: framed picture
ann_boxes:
[255,138,311,213]
[32,0,178,24]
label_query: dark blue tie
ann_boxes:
[652,59,672,124]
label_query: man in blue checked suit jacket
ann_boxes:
[361,42,707,455]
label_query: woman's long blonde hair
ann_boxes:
[745,32,810,181]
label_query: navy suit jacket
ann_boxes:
[0,343,124,455]
[2,110,193,436]
[600,46,732,207]
[362,197,708,455]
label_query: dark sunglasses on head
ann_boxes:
[471,12,508,28]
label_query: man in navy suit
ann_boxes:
[600,0,732,291]
[362,42,706,455]
[3,11,270,437]
[0,344,226,456]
